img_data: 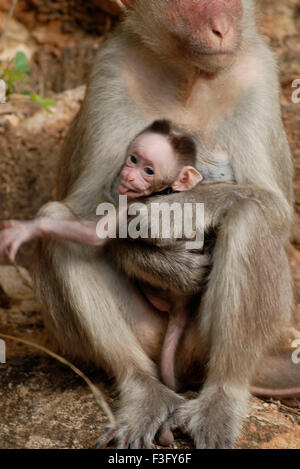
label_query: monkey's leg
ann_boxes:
[34,202,183,449]
[161,199,293,449]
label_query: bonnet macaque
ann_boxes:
[1,119,235,395]
[17,0,299,450]
[0,119,228,393]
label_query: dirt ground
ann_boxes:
[0,0,300,450]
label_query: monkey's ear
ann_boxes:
[120,0,135,8]
[172,166,203,192]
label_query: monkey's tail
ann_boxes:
[160,307,189,392]
[250,349,300,398]
[250,385,300,398]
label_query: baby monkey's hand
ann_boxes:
[0,219,41,262]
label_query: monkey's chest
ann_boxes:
[123,66,237,143]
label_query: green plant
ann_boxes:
[0,51,55,112]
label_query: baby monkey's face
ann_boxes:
[119,132,180,198]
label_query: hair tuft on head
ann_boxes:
[148,119,172,135]
[137,119,198,167]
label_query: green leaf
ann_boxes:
[1,54,55,108]
[13,52,31,73]
[29,93,56,112]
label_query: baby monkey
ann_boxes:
[118,119,203,198]
[0,119,233,391]
[0,120,206,260]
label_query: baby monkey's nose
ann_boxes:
[126,170,135,182]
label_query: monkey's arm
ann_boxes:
[0,217,108,261]
[123,181,291,253]
[113,180,289,287]
[146,181,292,244]
[38,217,108,246]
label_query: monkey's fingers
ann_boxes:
[95,425,120,449]
[158,408,188,441]
[95,425,132,449]
[8,240,22,262]
[2,220,17,228]
[0,231,15,256]
[130,441,142,449]
[95,424,155,449]
[156,427,175,446]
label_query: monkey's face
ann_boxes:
[119,133,180,198]
[170,0,244,73]
[122,0,249,73]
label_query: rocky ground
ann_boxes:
[0,0,300,450]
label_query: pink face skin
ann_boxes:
[118,132,181,199]
[121,0,243,73]
[169,0,243,72]
[169,0,243,50]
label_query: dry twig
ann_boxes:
[0,0,19,51]
[0,332,115,424]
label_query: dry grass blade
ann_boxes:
[0,333,115,424]
[0,0,19,50]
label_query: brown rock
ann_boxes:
[261,429,300,449]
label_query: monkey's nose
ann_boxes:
[210,15,231,42]
[126,172,135,182]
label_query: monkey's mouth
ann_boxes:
[177,34,241,61]
[118,182,139,196]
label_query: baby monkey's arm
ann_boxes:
[0,216,111,262]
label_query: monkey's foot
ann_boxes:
[96,374,184,449]
[160,385,249,449]
[95,423,175,449]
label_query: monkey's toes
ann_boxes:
[170,388,246,449]
[158,405,189,439]
[95,424,155,449]
[95,425,120,449]
[156,427,175,446]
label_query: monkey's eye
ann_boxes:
[130,154,138,164]
[145,167,154,176]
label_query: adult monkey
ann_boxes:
[34,0,296,449]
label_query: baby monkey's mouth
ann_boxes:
[118,181,139,196]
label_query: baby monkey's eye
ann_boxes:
[145,167,154,176]
[130,154,138,164]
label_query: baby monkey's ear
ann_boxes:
[171,166,203,192]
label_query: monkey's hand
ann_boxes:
[95,374,184,449]
[159,385,249,449]
[0,220,41,262]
